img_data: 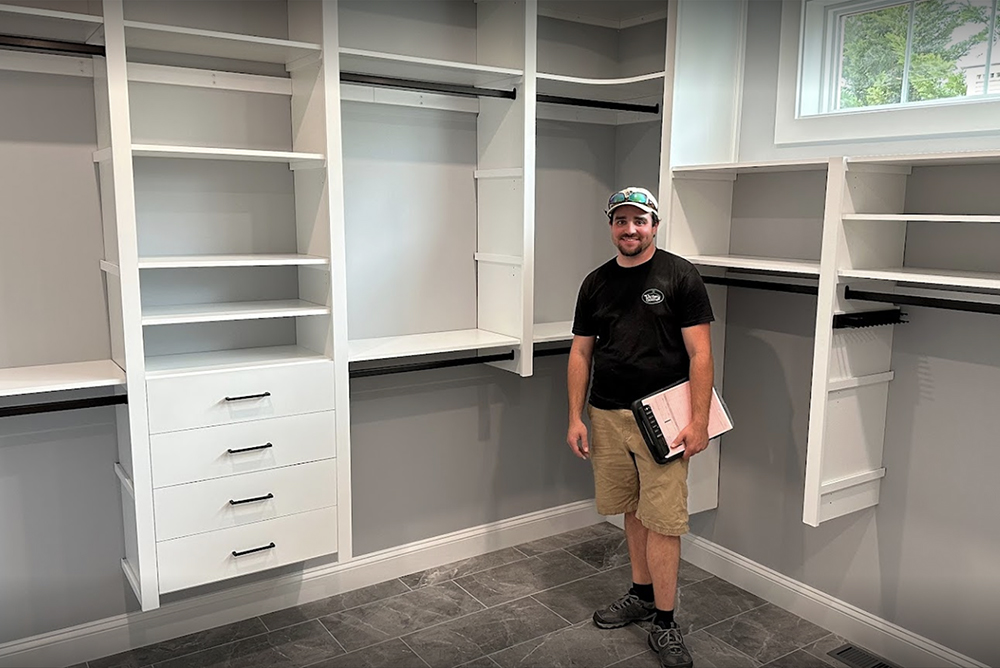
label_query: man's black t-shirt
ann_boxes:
[572,249,715,410]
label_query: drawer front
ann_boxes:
[146,361,334,434]
[154,459,337,541]
[150,411,336,488]
[157,506,338,594]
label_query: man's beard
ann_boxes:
[617,237,648,256]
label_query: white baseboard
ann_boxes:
[680,533,990,668]
[0,500,602,668]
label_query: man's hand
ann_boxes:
[567,419,590,459]
[674,420,709,460]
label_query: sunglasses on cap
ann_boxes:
[608,190,654,207]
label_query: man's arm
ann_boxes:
[567,335,596,459]
[676,323,713,459]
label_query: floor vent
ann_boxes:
[828,643,901,668]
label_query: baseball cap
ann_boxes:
[606,186,659,221]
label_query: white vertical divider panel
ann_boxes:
[295,0,353,561]
[520,0,538,377]
[804,158,847,527]
[97,0,159,611]
[804,159,906,526]
[476,0,535,377]
[661,0,722,515]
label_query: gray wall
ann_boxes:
[687,3,1000,665]
[351,355,594,556]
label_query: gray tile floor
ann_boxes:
[84,523,856,668]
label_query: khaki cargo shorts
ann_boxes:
[588,406,689,536]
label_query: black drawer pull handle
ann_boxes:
[227,442,273,455]
[232,542,275,558]
[224,392,271,402]
[229,493,274,506]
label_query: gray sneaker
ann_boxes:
[592,592,656,629]
[648,621,693,668]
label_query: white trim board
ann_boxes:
[680,533,990,668]
[0,500,602,668]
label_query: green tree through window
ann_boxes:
[838,0,1000,109]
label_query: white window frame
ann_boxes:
[775,0,1000,145]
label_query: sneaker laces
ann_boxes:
[653,626,686,656]
[608,592,641,612]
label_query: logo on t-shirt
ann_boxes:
[641,288,665,304]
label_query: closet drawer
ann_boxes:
[146,361,334,434]
[153,458,337,541]
[157,506,338,594]
[150,411,336,488]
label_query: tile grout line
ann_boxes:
[528,595,574,627]
[398,636,434,668]
[555,546,605,574]
[452,580,490,611]
[698,623,771,667]
[316,616,348,656]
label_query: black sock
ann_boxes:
[654,608,674,628]
[630,582,655,603]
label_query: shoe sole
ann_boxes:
[647,633,693,668]
[592,611,655,629]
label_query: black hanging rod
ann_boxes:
[350,350,515,379]
[0,34,105,57]
[700,275,819,295]
[844,285,1000,316]
[0,394,127,419]
[537,93,659,115]
[340,72,516,100]
[832,308,906,329]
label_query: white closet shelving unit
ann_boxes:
[804,150,1000,526]
[0,2,103,43]
[533,0,669,347]
[337,0,535,376]
[665,157,831,515]
[0,2,125,400]
[87,0,351,610]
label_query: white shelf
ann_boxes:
[848,150,1000,168]
[0,360,124,398]
[122,20,321,65]
[537,70,664,103]
[840,267,1000,291]
[138,254,329,269]
[686,255,822,276]
[533,321,574,343]
[843,214,1000,224]
[349,329,520,363]
[673,158,830,177]
[145,346,329,379]
[141,300,330,326]
[339,48,522,88]
[126,144,324,166]
[0,3,103,43]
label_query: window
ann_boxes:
[800,0,1000,116]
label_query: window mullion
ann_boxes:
[900,0,917,103]
[982,0,998,96]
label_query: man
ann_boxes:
[567,186,714,668]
